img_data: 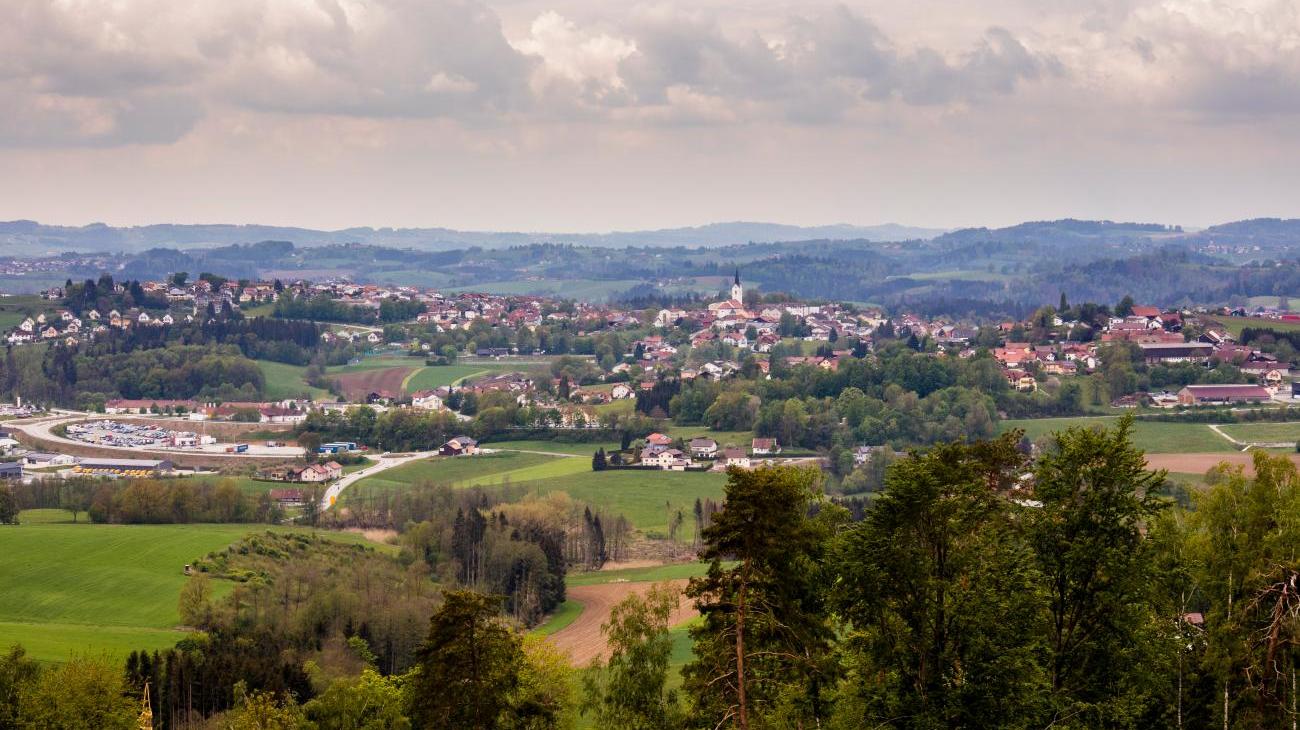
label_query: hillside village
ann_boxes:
[0,267,1295,487]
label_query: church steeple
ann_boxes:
[730,269,743,303]
[734,268,740,286]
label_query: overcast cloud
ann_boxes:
[0,0,1297,231]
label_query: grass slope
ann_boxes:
[257,360,331,400]
[403,365,502,391]
[0,516,384,662]
[347,452,726,539]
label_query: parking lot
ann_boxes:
[63,420,301,456]
[65,420,214,449]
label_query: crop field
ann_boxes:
[332,366,415,400]
[0,515,385,662]
[999,416,1237,453]
[1217,422,1300,444]
[346,451,726,539]
[256,360,332,400]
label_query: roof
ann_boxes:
[1180,384,1271,398]
[1138,342,1213,351]
[77,458,170,469]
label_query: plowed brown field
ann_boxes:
[548,579,695,666]
[1146,451,1300,476]
[333,366,414,401]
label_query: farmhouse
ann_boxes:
[411,390,445,410]
[722,447,751,469]
[288,461,343,482]
[689,438,718,458]
[441,436,478,456]
[1177,384,1273,406]
[645,432,674,447]
[1138,342,1215,364]
[268,488,308,506]
[751,438,780,455]
[641,448,690,470]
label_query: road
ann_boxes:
[319,450,439,510]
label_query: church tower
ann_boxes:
[731,269,743,303]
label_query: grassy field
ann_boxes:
[1218,422,1300,443]
[347,451,727,539]
[0,515,386,662]
[660,425,755,448]
[532,600,583,637]
[0,294,50,330]
[485,440,620,455]
[520,470,727,540]
[1207,315,1300,337]
[402,363,524,392]
[999,416,1237,453]
[325,356,421,375]
[257,360,332,400]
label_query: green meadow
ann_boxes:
[0,513,385,662]
[346,452,727,540]
[402,363,524,392]
[1217,422,1300,443]
[256,360,332,400]
[998,416,1237,453]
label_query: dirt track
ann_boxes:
[1145,452,1300,476]
[548,579,696,666]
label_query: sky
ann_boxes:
[1,0,1298,233]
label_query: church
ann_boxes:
[708,269,750,318]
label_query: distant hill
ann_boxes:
[0,219,946,254]
[931,219,1182,248]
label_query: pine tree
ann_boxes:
[683,465,840,729]
[409,591,525,730]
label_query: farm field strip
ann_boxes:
[998,416,1239,453]
[332,366,414,400]
[1216,421,1300,443]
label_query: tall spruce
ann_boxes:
[408,591,524,730]
[682,465,840,729]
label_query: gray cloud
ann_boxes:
[1,0,1298,150]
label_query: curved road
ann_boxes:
[319,450,439,511]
